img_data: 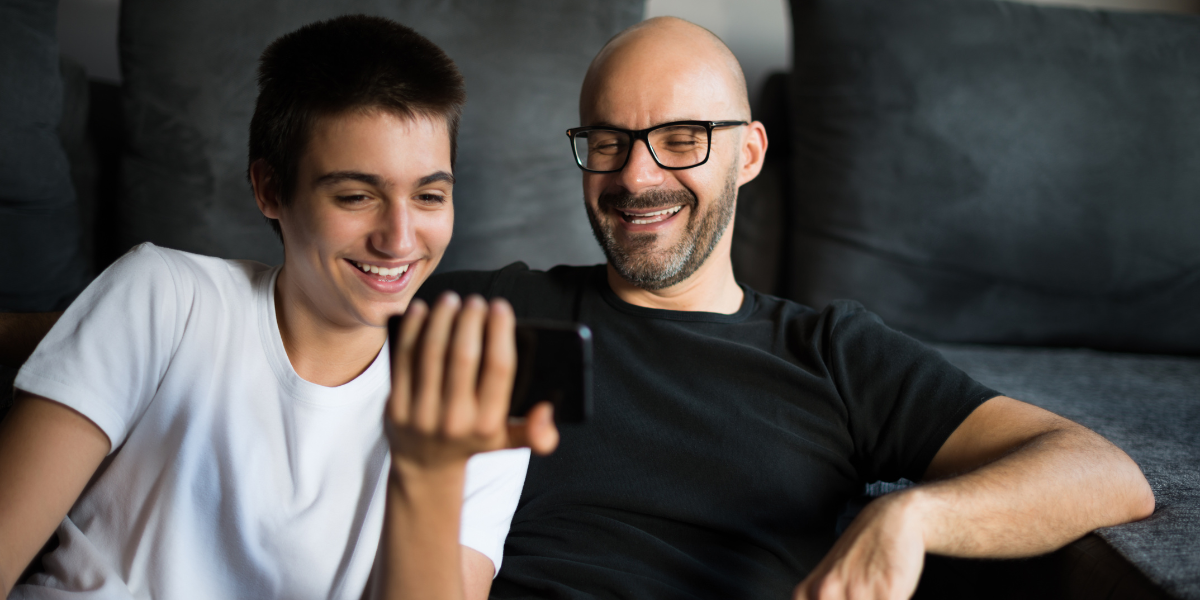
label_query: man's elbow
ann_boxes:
[1128,471,1156,522]
[1106,440,1155,524]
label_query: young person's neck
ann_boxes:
[274,269,386,387]
[607,247,744,314]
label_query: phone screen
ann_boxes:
[386,315,593,423]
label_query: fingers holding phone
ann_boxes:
[385,292,558,471]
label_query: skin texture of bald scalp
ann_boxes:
[578,16,769,313]
[581,17,751,122]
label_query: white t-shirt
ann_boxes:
[12,243,529,600]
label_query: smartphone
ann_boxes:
[387,315,593,423]
[511,319,593,423]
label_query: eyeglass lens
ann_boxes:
[574,124,710,171]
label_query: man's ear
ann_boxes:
[250,159,282,219]
[735,121,769,188]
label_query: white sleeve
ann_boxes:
[15,243,185,451]
[459,447,531,577]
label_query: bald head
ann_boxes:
[580,16,750,125]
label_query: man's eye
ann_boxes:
[336,194,370,203]
[662,137,699,151]
[591,141,626,155]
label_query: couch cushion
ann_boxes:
[0,0,90,310]
[785,0,1200,354]
[933,342,1200,599]
[118,0,639,270]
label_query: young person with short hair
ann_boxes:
[0,15,553,600]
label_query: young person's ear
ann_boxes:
[250,159,282,219]
[735,121,769,188]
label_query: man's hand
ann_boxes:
[793,492,926,600]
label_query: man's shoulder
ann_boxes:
[419,262,601,309]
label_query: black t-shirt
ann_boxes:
[417,264,998,600]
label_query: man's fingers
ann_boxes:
[443,295,489,433]
[507,402,559,455]
[477,299,517,430]
[412,292,460,431]
[388,299,428,426]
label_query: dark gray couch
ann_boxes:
[3,0,1198,598]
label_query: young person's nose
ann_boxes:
[616,139,667,194]
[371,200,417,257]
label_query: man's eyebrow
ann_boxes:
[313,171,386,188]
[416,171,455,187]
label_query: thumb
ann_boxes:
[507,402,559,455]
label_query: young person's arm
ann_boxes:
[375,293,557,600]
[0,312,62,368]
[0,393,111,596]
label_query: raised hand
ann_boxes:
[386,292,558,470]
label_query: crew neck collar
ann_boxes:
[257,265,390,407]
[592,264,755,323]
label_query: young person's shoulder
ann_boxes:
[95,243,274,303]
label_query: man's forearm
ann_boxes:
[0,312,62,368]
[902,423,1153,558]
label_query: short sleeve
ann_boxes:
[15,244,185,450]
[416,264,528,304]
[459,447,531,576]
[823,301,1000,483]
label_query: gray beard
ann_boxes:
[586,169,737,291]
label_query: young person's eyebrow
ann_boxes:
[313,171,386,188]
[416,171,455,187]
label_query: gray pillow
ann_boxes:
[785,0,1200,355]
[0,0,89,311]
[118,0,640,270]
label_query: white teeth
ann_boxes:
[352,261,410,280]
[622,205,683,224]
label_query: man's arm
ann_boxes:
[795,396,1154,600]
[0,393,111,596]
[0,312,62,368]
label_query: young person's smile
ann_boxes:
[265,110,454,330]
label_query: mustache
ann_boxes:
[598,188,697,212]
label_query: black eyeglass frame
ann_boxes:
[566,120,748,173]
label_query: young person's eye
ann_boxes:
[416,193,448,204]
[336,194,371,204]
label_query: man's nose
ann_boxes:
[617,138,667,193]
[372,201,416,257]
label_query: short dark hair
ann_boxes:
[248,15,466,239]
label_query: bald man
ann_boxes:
[414,17,1154,600]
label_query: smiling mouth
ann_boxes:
[351,260,410,282]
[618,205,683,225]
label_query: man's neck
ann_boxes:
[606,251,744,314]
[274,268,386,387]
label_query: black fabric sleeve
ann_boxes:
[823,300,1000,483]
[415,262,531,304]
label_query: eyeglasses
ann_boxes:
[566,120,748,173]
